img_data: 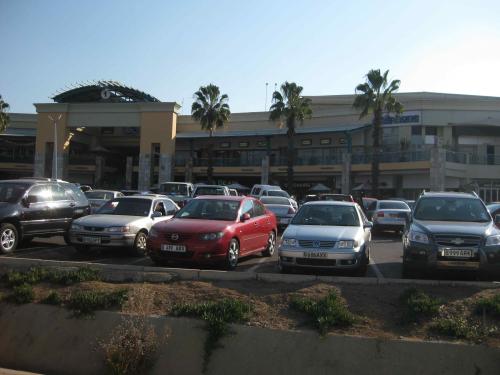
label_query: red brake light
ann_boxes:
[377,212,384,217]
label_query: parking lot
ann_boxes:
[0,232,468,280]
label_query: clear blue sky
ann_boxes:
[1,0,500,114]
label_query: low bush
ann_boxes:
[475,294,500,319]
[399,288,441,323]
[3,267,100,287]
[290,291,355,335]
[430,316,480,340]
[9,283,35,304]
[41,290,63,306]
[172,298,252,372]
[68,289,128,317]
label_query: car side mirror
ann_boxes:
[151,211,163,218]
[364,221,373,229]
[240,213,251,222]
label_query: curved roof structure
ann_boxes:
[52,80,160,103]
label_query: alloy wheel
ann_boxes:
[267,232,276,255]
[1,228,16,252]
[228,240,239,269]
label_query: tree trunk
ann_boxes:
[287,120,295,195]
[207,131,214,184]
[371,111,382,198]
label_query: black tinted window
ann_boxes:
[0,182,29,203]
[175,199,239,221]
[97,198,152,216]
[253,201,266,216]
[379,201,409,210]
[414,197,490,222]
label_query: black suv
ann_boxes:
[403,191,500,279]
[0,179,90,253]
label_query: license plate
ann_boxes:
[82,236,101,245]
[280,218,289,224]
[442,249,473,257]
[303,251,328,258]
[161,244,186,253]
[389,213,399,218]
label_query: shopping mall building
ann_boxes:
[2,81,500,200]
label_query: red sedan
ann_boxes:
[146,196,277,269]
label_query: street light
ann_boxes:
[48,114,62,179]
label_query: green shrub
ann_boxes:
[41,290,62,306]
[68,289,128,317]
[4,268,48,287]
[430,316,479,340]
[399,288,441,323]
[290,291,355,335]
[476,294,500,319]
[9,283,35,304]
[172,299,252,372]
[3,267,100,288]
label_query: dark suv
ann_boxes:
[0,179,90,253]
[402,191,500,279]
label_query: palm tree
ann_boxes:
[0,95,9,133]
[191,84,231,184]
[353,69,403,197]
[269,82,312,194]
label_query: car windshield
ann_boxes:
[0,182,29,203]
[175,199,240,221]
[85,191,115,200]
[291,204,360,226]
[261,197,290,205]
[413,197,491,222]
[160,183,188,195]
[379,201,409,210]
[194,187,225,196]
[96,198,151,216]
[267,190,289,198]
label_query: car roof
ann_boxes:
[195,185,226,188]
[419,192,478,199]
[87,189,121,193]
[116,195,156,201]
[378,200,410,204]
[193,195,245,201]
[303,201,357,207]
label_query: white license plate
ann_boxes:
[303,251,328,258]
[161,244,186,253]
[280,218,289,224]
[442,249,473,257]
[82,236,101,245]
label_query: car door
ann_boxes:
[237,199,259,254]
[21,184,53,234]
[357,206,371,245]
[252,199,272,249]
[49,184,75,231]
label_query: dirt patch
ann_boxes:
[1,278,499,346]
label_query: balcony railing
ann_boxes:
[352,150,431,164]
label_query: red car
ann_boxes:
[146,196,277,269]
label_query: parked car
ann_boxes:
[79,185,92,193]
[120,189,152,196]
[69,195,178,255]
[405,200,416,210]
[371,200,411,233]
[228,188,238,196]
[147,196,277,269]
[158,182,194,207]
[0,179,90,253]
[85,190,124,213]
[403,191,500,279]
[192,185,230,197]
[278,201,372,275]
[361,197,377,212]
[318,194,355,202]
[249,184,282,198]
[260,196,296,230]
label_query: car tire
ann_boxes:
[0,223,18,254]
[74,245,90,253]
[225,239,239,270]
[130,231,148,257]
[262,231,276,257]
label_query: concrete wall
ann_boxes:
[0,304,498,375]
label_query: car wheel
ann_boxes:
[130,231,148,257]
[0,223,18,254]
[262,231,276,257]
[225,239,239,270]
[74,245,90,253]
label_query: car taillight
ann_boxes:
[288,207,296,214]
[377,212,385,217]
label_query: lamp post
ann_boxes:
[48,114,62,179]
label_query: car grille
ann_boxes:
[163,233,193,242]
[296,258,337,267]
[83,226,105,232]
[298,240,336,248]
[434,234,481,247]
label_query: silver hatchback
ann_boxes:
[278,201,373,275]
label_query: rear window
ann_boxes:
[267,190,289,198]
[194,187,226,196]
[85,191,115,200]
[260,197,290,205]
[378,201,409,210]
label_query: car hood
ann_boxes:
[73,214,147,227]
[413,220,496,236]
[154,218,232,233]
[284,225,360,240]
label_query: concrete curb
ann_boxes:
[0,257,499,288]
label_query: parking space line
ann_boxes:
[7,246,72,257]
[369,256,384,279]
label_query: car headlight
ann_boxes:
[105,226,130,233]
[336,240,358,249]
[282,238,298,246]
[485,235,500,246]
[200,232,224,241]
[408,230,429,244]
[71,223,83,231]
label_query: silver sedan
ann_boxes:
[278,201,372,275]
[69,195,178,255]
